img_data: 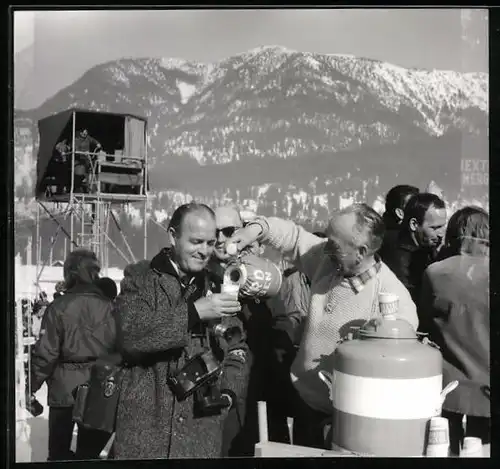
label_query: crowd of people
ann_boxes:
[24,183,490,460]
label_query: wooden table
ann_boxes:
[254,401,490,458]
[255,441,359,458]
[255,401,361,458]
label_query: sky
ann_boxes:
[13,8,488,109]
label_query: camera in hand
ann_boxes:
[26,394,44,417]
[166,350,222,402]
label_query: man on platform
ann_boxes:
[74,129,102,154]
[73,129,102,193]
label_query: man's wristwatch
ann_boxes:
[221,392,233,409]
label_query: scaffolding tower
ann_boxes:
[33,108,150,293]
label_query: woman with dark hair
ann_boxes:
[28,249,117,461]
[419,206,490,455]
[437,205,489,261]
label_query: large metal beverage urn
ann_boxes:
[319,293,443,457]
[223,254,282,299]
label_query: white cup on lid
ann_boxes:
[378,292,399,319]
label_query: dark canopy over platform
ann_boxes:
[35,108,149,200]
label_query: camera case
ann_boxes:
[166,350,222,402]
[193,383,231,418]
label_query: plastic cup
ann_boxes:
[222,283,239,299]
[461,437,483,457]
[378,292,399,318]
[426,417,450,457]
[426,445,450,457]
[428,417,450,444]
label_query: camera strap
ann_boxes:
[155,270,217,370]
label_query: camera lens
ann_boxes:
[224,326,242,343]
[229,269,241,283]
[213,323,227,337]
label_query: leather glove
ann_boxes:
[25,393,44,417]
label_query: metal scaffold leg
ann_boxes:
[34,195,148,281]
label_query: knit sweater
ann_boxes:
[256,217,419,414]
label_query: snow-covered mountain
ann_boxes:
[14,46,488,266]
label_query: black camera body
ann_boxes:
[166,350,222,402]
[193,382,231,418]
[166,349,233,418]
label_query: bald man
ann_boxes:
[213,205,245,268]
[209,205,274,456]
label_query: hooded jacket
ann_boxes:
[30,280,116,407]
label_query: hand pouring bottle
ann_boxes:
[223,254,282,300]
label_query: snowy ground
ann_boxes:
[16,383,78,462]
[15,385,489,460]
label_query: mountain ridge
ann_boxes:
[14,46,488,266]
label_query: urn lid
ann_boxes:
[359,316,417,340]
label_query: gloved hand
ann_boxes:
[25,393,44,417]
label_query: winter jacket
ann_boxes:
[268,267,311,348]
[380,230,437,315]
[30,283,116,407]
[379,226,400,263]
[113,249,250,459]
[420,254,490,417]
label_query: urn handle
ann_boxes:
[417,332,441,350]
[433,380,459,416]
[318,370,335,403]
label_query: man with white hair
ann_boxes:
[227,204,418,448]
